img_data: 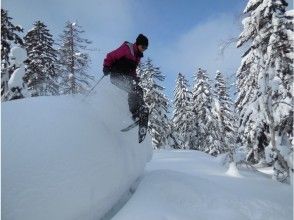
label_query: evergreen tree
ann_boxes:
[236,6,264,164]
[58,21,93,94]
[139,59,170,149]
[261,5,293,182]
[166,120,181,149]
[191,68,221,155]
[6,47,30,100]
[172,73,194,149]
[1,9,23,101]
[236,0,293,182]
[214,70,237,160]
[24,21,59,96]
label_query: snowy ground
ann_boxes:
[2,76,293,220]
[113,150,293,220]
[2,77,152,220]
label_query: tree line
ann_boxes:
[1,9,93,100]
[137,0,293,184]
[139,61,236,158]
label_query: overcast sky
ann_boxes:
[3,0,292,99]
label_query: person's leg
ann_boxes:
[110,73,147,121]
[128,84,147,121]
[110,73,134,93]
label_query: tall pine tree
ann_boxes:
[139,58,170,149]
[24,21,59,96]
[58,21,93,94]
[214,70,237,160]
[236,0,293,182]
[1,9,24,101]
[191,68,221,155]
[172,73,194,149]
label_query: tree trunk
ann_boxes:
[264,64,289,179]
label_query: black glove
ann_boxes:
[103,66,111,76]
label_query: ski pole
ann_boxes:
[85,75,105,97]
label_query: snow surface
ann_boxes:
[2,77,152,220]
[113,150,293,220]
[226,162,242,178]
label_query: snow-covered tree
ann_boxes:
[166,120,181,149]
[6,47,30,100]
[24,21,59,96]
[236,0,293,182]
[139,58,170,149]
[172,73,194,149]
[58,21,93,94]
[261,5,293,182]
[191,68,221,155]
[236,4,265,164]
[214,70,237,160]
[1,9,24,101]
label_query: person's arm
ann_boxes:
[103,43,128,74]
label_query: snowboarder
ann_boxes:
[103,34,149,122]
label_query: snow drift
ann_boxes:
[2,77,152,220]
[113,150,293,220]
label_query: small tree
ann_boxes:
[58,21,93,94]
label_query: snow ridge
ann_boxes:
[2,78,152,220]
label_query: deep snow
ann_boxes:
[2,77,152,220]
[113,150,293,220]
[2,75,293,220]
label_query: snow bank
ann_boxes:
[226,162,242,178]
[2,77,152,220]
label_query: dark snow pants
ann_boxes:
[110,73,145,120]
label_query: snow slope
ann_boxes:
[113,150,293,220]
[2,77,152,220]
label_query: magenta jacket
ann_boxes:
[103,41,143,77]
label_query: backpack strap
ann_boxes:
[126,42,135,57]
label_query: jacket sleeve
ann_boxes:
[103,43,128,68]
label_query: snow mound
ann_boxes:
[226,162,242,178]
[2,77,152,220]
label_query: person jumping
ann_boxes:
[103,34,149,122]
